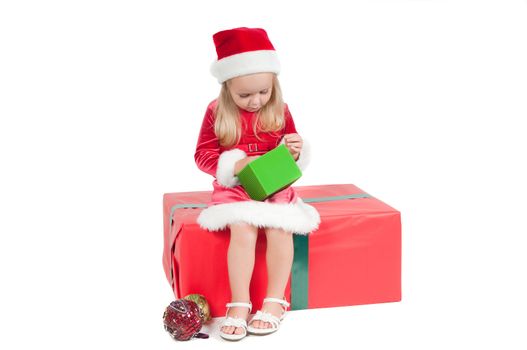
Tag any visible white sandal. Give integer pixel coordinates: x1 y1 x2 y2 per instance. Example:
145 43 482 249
219 301 252 341
247 297 290 335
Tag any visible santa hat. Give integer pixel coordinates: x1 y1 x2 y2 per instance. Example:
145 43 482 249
210 27 281 84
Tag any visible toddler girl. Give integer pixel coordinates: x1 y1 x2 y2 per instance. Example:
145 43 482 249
194 27 320 341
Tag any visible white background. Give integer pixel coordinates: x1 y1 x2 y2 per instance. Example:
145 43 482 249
1 0 526 348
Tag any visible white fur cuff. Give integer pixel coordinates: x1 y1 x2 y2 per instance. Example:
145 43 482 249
280 137 311 171
216 148 247 187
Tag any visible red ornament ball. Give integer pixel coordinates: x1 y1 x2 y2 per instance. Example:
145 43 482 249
163 299 208 341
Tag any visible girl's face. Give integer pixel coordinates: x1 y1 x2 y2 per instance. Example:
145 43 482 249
227 72 273 112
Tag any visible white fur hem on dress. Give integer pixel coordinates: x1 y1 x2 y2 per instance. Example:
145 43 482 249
196 198 320 235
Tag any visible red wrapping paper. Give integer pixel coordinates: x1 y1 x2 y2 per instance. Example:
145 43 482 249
163 184 401 317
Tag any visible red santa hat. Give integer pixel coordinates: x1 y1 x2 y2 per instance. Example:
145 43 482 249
210 27 281 84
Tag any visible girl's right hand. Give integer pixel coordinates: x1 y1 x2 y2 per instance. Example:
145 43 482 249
234 156 260 175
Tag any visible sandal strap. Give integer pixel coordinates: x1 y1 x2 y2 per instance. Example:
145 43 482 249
263 297 290 309
226 302 252 313
223 316 248 329
251 310 281 328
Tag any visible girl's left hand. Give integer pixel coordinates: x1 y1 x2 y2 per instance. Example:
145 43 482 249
283 133 303 160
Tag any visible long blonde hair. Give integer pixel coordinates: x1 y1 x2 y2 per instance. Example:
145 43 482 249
214 74 285 147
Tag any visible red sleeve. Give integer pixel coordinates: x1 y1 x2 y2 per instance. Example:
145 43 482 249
194 103 220 177
284 103 298 135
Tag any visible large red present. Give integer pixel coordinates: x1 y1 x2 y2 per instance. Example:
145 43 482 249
162 184 401 318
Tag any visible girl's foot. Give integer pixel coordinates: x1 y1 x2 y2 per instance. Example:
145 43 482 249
249 301 284 329
220 305 251 336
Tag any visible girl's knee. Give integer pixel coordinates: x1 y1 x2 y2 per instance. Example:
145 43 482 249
229 222 258 234
229 223 258 245
265 227 293 241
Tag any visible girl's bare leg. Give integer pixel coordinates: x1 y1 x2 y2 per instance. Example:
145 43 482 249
250 227 294 329
221 223 258 335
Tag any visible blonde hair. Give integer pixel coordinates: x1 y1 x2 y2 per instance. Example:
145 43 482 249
214 74 285 148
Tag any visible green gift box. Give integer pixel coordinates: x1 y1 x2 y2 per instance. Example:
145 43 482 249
237 144 302 201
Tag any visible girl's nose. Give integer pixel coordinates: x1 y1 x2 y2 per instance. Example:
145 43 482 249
249 96 260 108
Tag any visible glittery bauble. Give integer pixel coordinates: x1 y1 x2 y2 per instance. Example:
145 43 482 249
184 294 211 323
163 299 205 341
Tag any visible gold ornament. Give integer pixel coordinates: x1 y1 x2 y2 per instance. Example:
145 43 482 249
184 294 211 323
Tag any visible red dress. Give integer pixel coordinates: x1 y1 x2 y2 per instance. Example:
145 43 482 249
194 99 320 235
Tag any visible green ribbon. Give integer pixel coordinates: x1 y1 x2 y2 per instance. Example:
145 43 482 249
292 234 309 310
169 192 372 310
169 203 207 226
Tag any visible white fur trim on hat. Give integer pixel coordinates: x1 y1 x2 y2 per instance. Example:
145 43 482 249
216 148 247 188
280 137 311 171
197 198 320 235
210 50 281 84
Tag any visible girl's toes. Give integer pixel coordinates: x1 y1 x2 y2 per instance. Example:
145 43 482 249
234 327 244 335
